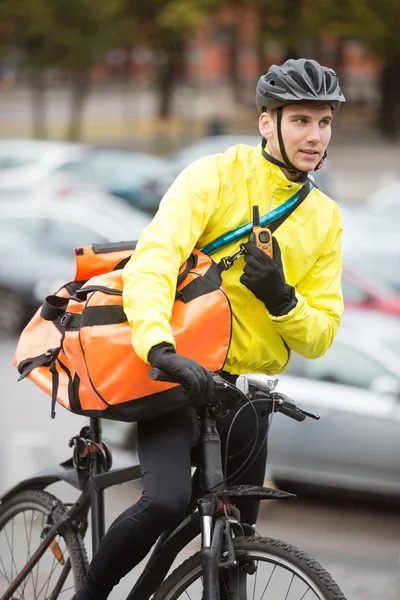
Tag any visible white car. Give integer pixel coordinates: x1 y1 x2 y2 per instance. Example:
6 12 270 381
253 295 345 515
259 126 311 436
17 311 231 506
0 200 151 334
0 139 88 200
339 202 400 294
268 317 400 498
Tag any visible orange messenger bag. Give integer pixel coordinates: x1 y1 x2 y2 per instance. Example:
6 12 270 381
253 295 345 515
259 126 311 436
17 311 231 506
13 241 232 422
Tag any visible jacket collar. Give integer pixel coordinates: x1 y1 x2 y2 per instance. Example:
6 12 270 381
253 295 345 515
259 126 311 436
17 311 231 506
257 144 304 191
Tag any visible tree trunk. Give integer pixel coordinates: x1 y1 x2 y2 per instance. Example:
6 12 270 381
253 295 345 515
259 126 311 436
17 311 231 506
155 48 179 120
29 70 47 139
66 71 90 141
227 24 242 105
379 61 400 139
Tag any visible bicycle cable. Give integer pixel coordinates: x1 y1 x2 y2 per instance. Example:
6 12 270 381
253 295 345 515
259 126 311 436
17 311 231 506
225 395 276 487
187 382 274 508
222 392 259 487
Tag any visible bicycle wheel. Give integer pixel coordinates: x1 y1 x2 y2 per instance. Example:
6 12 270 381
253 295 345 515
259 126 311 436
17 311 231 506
154 536 347 600
0 489 88 599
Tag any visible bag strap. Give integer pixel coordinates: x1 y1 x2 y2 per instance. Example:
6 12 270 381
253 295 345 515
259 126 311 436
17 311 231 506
201 181 312 256
269 180 311 233
177 253 197 286
17 348 60 381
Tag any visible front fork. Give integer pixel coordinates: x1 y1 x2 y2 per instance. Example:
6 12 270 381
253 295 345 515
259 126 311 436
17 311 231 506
199 496 246 600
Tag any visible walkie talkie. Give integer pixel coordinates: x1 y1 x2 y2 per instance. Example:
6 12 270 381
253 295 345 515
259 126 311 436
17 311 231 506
250 205 273 259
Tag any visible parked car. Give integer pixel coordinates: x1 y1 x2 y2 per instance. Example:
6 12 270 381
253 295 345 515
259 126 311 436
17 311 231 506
57 149 173 214
339 202 400 293
342 267 400 315
0 139 88 200
0 200 151 335
268 314 400 498
169 134 333 195
104 309 400 499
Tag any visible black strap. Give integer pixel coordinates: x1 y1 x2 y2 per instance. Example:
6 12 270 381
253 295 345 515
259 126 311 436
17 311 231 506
41 296 69 321
177 253 198 286
17 348 60 380
49 360 59 419
261 136 309 185
268 180 311 233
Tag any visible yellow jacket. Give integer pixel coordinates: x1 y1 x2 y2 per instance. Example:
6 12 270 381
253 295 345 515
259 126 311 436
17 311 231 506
122 143 343 375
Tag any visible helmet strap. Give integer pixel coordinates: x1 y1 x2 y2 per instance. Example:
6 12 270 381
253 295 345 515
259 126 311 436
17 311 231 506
276 107 308 183
315 150 327 171
261 109 308 184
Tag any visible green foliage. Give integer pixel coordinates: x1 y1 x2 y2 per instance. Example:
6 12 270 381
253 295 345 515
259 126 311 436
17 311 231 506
159 0 218 32
304 0 400 63
0 0 126 69
120 0 221 50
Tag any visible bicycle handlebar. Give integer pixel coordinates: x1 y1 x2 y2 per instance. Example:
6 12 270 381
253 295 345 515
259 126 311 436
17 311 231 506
149 368 319 422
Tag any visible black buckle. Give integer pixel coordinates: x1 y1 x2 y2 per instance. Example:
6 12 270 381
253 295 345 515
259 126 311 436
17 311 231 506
60 313 73 327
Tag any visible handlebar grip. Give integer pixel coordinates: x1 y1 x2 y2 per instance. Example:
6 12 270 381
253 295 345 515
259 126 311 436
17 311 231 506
149 367 182 384
149 367 227 390
278 403 306 422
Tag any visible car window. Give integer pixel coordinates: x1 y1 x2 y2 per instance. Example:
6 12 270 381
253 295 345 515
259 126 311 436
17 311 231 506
0 156 38 169
43 219 108 253
302 341 394 389
54 161 85 174
0 217 107 255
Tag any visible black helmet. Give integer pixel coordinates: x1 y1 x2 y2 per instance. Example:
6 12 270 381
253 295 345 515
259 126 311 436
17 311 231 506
256 58 345 113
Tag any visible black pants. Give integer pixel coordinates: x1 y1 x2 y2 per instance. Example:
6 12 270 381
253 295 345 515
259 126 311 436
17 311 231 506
75 389 270 600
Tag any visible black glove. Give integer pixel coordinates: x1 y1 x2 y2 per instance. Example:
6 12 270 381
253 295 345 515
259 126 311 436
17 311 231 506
148 343 215 407
239 238 297 317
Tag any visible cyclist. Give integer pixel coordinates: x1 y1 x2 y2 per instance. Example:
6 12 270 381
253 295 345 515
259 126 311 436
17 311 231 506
73 58 346 600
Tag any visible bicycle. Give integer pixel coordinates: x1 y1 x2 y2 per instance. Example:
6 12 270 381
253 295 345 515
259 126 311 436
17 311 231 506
0 371 347 600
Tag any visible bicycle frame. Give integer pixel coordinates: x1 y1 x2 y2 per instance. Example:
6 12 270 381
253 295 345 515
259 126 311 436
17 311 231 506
1 410 294 600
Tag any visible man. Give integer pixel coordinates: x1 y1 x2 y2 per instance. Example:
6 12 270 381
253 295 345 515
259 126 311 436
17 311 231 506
73 58 345 600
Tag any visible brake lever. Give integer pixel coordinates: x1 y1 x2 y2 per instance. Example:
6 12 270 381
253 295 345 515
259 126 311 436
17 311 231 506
272 392 320 421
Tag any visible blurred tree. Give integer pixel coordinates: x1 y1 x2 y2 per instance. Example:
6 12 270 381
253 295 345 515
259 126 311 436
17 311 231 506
0 0 126 139
120 0 221 118
219 0 320 106
306 0 400 137
247 0 316 68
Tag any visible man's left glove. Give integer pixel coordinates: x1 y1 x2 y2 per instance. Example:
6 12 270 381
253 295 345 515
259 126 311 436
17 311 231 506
240 238 297 317
148 342 215 408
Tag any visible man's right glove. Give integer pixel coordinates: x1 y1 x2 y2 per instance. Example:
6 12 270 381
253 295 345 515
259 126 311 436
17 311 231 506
148 342 215 407
240 238 297 317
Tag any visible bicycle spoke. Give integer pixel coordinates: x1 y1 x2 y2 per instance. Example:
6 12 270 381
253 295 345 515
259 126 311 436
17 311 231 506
259 563 276 600
251 560 259 600
20 510 37 598
41 548 60 600
37 540 68 600
3 521 19 585
284 573 295 600
299 589 310 600
32 512 47 598
0 555 10 584
16 508 38 600
48 558 73 600
0 493 86 600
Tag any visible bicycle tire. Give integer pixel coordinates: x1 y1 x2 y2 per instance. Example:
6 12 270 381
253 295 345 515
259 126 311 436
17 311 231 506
153 535 347 600
0 489 88 599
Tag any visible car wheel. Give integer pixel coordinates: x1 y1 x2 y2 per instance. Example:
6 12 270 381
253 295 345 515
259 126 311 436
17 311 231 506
0 287 25 337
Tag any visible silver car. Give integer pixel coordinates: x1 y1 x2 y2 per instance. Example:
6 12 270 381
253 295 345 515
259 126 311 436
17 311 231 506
268 317 400 498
